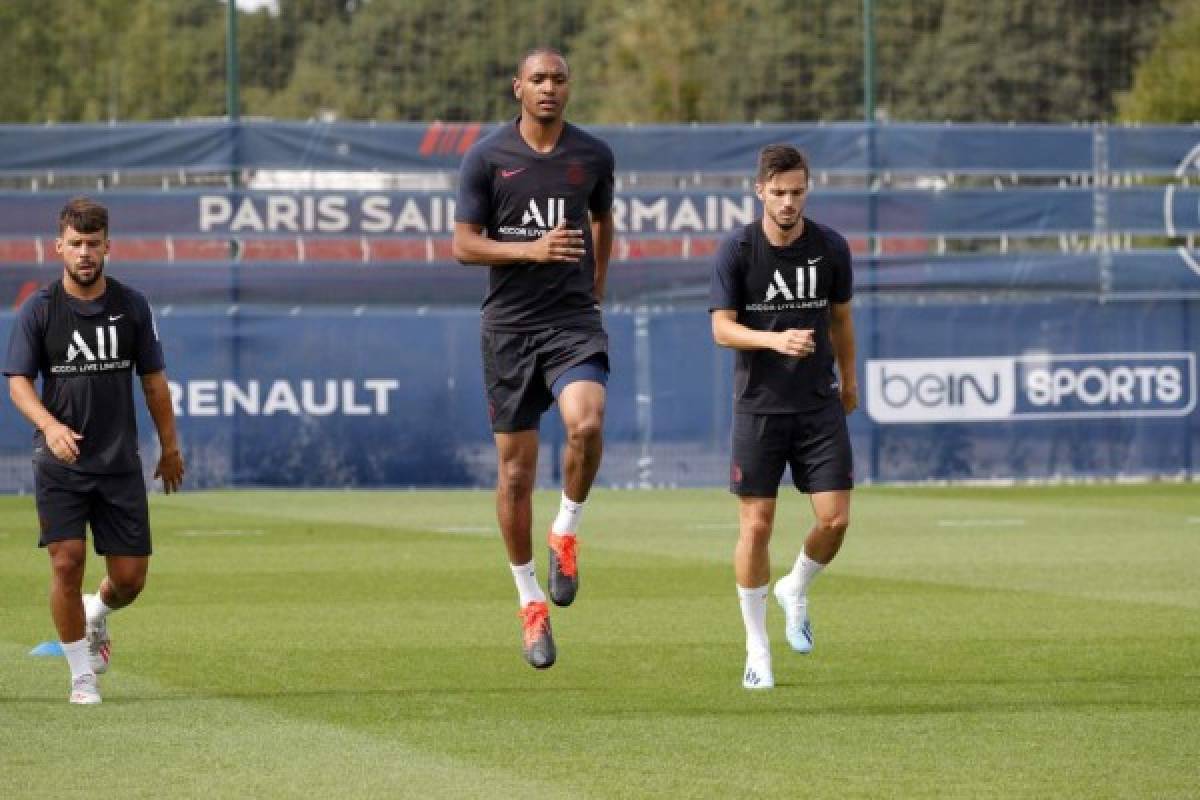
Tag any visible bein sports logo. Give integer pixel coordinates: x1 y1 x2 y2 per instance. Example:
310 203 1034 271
866 353 1196 423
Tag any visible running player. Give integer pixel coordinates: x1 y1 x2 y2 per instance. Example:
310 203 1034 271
709 145 858 689
5 197 184 704
452 47 615 669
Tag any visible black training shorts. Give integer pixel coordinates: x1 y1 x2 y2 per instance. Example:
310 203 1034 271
34 460 152 556
729 402 854 497
481 326 609 433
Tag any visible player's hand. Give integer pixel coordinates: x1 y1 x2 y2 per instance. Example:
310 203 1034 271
841 381 859 414
772 328 816 358
43 421 83 463
155 447 185 494
529 221 585 263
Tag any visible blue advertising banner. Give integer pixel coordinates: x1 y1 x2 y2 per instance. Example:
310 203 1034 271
3 187 1199 239
1 299 1196 489
1 122 1197 176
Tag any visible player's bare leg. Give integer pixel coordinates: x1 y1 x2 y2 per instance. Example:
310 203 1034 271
548 380 605 606
775 489 851 653
495 430 554 668
736 497 776 688
48 539 100 703
803 490 851 564
84 555 148 674
558 380 605 503
495 431 539 565
48 539 87 645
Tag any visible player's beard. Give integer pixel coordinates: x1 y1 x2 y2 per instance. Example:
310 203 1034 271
67 258 104 287
769 209 799 231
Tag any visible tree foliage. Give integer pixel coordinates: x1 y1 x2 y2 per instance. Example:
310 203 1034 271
0 0 1183 123
1118 0 1200 122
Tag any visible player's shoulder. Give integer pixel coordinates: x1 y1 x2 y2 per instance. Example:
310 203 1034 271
563 122 613 157
108 278 154 316
566 121 614 151
807 219 851 256
108 276 147 302
14 284 53 319
464 120 518 161
722 222 755 249
716 223 755 265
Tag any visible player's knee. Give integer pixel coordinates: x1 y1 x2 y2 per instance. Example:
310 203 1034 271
739 519 773 545
816 513 850 538
110 573 146 602
497 462 535 497
565 415 603 446
49 546 86 582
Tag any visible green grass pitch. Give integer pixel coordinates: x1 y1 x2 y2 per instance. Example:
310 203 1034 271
1 484 1197 798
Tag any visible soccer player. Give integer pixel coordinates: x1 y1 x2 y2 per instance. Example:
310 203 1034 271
5 197 184 704
709 145 858 689
452 47 615 669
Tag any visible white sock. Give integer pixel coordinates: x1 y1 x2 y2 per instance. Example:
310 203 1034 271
61 638 94 681
737 584 771 659
551 492 584 536
783 553 826 596
510 561 546 607
84 592 113 624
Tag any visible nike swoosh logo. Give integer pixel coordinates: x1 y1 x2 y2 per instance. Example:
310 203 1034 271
807 257 823 265
108 314 124 321
500 168 526 178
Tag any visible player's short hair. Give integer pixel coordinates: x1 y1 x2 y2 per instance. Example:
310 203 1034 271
757 144 810 184
58 196 109 235
517 47 569 79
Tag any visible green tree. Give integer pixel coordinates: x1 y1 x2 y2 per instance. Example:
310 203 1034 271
569 0 866 123
1118 0 1200 122
115 0 226 120
260 0 586 121
884 0 1166 122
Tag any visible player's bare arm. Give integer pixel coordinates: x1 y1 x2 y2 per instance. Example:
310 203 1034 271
829 301 858 413
590 210 614 301
140 370 184 493
7 375 82 462
711 310 816 357
453 221 584 266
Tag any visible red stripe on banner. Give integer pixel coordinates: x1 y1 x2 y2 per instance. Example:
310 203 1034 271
172 239 233 261
881 237 930 255
429 238 454 260
241 240 301 262
687 237 721 258
13 280 39 309
419 122 443 156
0 239 39 262
439 125 460 154
109 238 170 261
457 123 481 154
621 238 684 260
368 239 427 262
303 239 366 262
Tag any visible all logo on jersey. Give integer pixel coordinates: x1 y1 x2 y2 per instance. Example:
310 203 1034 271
51 326 133 375
764 266 819 302
66 326 119 362
500 197 569 237
746 264 826 311
521 197 566 228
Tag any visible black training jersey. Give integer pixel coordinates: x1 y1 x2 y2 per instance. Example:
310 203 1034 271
710 219 853 413
455 118 615 332
4 278 165 473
